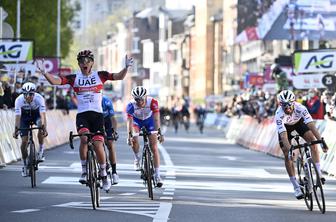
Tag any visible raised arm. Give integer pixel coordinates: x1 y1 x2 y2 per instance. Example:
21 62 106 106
112 55 133 80
35 59 62 85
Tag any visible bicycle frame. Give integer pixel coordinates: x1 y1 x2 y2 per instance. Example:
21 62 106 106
18 124 42 188
69 131 103 210
290 136 326 213
133 127 157 200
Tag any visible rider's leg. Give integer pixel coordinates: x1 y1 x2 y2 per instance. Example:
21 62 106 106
149 134 160 174
303 131 322 175
20 136 29 165
107 139 117 174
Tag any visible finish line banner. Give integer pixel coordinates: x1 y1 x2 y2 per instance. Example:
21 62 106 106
294 50 336 74
0 41 33 62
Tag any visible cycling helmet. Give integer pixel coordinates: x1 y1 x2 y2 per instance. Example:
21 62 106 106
22 82 36 93
77 49 94 61
278 90 295 104
131 86 147 99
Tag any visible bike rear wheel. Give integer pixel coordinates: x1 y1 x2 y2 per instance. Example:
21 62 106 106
29 141 37 188
309 160 326 214
144 148 154 200
88 150 97 210
297 158 313 210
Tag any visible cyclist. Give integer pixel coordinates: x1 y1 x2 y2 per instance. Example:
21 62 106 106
275 90 328 199
36 49 133 191
13 82 48 177
194 104 207 133
102 95 119 184
126 86 164 187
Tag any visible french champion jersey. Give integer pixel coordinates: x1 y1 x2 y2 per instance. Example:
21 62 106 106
14 93 46 116
275 102 314 134
126 97 159 121
102 95 115 118
60 71 114 113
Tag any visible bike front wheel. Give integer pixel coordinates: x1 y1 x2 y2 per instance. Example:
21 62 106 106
29 141 37 188
88 150 98 210
297 158 313 211
144 148 154 200
309 160 326 214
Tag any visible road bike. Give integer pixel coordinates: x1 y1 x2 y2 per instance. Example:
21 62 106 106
69 131 104 210
18 123 43 188
131 127 160 200
289 136 326 213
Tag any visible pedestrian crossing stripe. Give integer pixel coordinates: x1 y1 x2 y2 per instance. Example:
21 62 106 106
54 201 167 219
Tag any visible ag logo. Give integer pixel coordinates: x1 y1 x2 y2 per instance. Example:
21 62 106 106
322 74 336 88
305 54 333 69
0 44 22 58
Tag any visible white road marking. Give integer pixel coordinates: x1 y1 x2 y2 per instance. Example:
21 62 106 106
153 202 173 222
11 209 40 213
54 201 161 218
219 156 237 161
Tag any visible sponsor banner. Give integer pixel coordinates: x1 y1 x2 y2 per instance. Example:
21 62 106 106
294 50 336 73
292 73 325 89
0 41 33 62
35 58 60 74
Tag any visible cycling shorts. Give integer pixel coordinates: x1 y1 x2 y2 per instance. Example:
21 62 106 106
19 110 41 137
76 111 104 136
133 117 155 132
104 116 114 140
278 118 310 148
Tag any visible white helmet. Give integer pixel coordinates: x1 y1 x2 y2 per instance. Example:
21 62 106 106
278 90 295 104
131 86 147 99
22 82 36 93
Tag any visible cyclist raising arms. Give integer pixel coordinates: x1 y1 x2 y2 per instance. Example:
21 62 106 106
13 82 48 177
36 50 133 191
126 86 164 187
102 95 119 184
275 90 328 199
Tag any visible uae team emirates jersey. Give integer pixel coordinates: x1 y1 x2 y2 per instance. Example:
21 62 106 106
60 71 114 113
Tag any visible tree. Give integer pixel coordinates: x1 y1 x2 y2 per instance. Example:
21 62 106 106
1 0 79 58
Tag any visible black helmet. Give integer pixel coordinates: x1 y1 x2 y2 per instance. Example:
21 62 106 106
77 49 94 61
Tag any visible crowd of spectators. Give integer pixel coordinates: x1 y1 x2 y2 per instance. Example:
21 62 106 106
223 87 336 123
0 71 77 113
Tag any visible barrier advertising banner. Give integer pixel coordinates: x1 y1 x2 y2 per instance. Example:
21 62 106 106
0 41 33 62
294 50 336 74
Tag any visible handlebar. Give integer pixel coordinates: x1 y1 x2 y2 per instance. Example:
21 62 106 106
17 126 43 131
288 138 326 160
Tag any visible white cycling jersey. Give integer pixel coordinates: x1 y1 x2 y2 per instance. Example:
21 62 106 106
14 93 46 116
275 102 313 134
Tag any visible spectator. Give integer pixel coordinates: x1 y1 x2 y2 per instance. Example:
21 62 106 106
271 64 289 92
305 89 324 120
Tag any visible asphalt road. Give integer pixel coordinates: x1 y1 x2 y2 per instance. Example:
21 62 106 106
1 124 336 222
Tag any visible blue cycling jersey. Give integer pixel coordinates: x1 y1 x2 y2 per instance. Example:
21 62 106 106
102 95 115 118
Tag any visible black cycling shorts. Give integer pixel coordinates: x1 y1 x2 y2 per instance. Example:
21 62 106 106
20 110 41 137
278 118 310 148
76 111 104 135
104 116 114 140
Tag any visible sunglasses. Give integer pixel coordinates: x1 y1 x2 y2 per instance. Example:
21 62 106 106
135 98 145 102
24 92 35 97
281 102 293 109
78 57 93 64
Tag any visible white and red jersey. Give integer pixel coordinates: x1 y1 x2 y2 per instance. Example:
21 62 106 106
14 93 46 116
60 71 115 113
126 97 159 121
275 102 314 134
